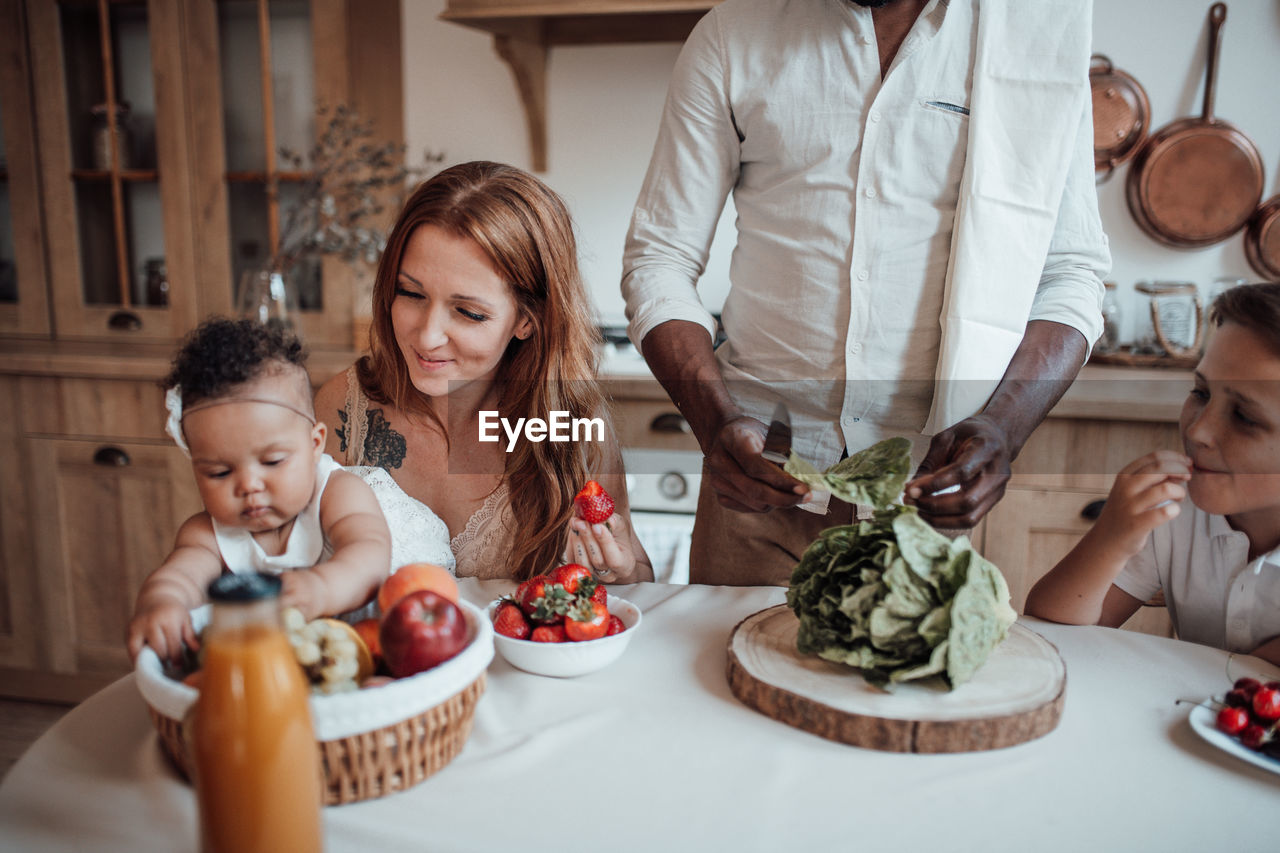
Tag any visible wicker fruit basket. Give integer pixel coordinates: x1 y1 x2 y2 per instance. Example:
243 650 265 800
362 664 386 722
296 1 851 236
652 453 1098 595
134 599 493 805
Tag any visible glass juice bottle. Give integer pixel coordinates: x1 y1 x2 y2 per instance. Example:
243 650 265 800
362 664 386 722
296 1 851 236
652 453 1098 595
189 573 323 853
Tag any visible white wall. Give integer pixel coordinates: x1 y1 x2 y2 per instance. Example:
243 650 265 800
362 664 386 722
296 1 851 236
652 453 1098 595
403 0 1280 339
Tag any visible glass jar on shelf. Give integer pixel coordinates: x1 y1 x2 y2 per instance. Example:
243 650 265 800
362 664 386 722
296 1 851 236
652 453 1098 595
1097 281 1122 353
1134 281 1202 358
90 101 132 171
1207 276 1248 307
141 257 168 307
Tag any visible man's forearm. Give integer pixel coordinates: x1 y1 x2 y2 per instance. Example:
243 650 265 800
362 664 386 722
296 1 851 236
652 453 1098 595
639 320 741 453
980 319 1088 458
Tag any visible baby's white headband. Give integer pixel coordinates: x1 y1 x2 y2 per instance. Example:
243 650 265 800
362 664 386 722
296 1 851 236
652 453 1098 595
164 385 316 458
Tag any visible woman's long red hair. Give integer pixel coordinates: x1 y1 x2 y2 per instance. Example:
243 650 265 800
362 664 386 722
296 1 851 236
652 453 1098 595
358 161 605 579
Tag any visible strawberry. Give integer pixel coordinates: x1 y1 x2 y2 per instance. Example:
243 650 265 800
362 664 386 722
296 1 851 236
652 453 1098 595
516 574 553 617
605 614 626 636
529 585 573 624
577 575 607 606
493 600 531 640
574 480 615 525
530 624 567 643
550 563 592 595
564 599 609 642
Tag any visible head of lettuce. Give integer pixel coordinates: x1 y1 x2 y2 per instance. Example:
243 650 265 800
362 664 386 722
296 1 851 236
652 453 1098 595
783 437 1016 690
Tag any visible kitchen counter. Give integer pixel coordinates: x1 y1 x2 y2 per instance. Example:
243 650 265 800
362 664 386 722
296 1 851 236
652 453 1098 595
0 340 1193 421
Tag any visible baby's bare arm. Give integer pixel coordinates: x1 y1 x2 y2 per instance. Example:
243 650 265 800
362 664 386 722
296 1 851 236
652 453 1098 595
282 470 391 619
127 514 223 663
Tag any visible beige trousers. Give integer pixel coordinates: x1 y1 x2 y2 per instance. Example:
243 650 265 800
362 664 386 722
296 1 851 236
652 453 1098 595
688 464 857 587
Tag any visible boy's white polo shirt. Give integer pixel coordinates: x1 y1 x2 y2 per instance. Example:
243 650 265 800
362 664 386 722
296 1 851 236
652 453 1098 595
1115 499 1280 654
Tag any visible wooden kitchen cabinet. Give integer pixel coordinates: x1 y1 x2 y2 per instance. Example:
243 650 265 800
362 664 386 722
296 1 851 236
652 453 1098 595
0 378 38 674
0 0 403 702
0 374 201 702
24 438 199 696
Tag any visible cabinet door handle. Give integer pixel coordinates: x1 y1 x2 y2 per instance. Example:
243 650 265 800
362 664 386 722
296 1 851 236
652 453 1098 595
107 310 143 331
649 412 691 434
93 446 132 467
1080 499 1106 521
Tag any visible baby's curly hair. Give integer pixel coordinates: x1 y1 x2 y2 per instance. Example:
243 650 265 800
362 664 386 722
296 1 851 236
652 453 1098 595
164 316 310 410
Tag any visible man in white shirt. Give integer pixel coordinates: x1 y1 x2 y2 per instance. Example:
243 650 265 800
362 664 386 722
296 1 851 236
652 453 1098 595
622 0 1110 585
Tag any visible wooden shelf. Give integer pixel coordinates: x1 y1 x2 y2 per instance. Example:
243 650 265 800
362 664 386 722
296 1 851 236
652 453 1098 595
70 169 160 182
224 170 314 183
440 0 719 170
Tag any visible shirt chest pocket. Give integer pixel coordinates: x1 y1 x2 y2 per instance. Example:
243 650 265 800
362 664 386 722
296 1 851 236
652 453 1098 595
901 96 970 204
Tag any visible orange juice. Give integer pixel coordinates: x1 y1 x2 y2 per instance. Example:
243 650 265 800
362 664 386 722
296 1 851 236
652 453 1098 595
190 575 323 853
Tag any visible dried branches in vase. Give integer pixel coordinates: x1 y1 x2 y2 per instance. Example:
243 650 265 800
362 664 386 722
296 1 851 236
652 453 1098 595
269 103 443 275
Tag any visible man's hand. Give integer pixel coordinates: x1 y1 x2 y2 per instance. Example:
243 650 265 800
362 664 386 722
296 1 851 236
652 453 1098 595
704 415 810 513
905 320 1090 529
904 414 1012 529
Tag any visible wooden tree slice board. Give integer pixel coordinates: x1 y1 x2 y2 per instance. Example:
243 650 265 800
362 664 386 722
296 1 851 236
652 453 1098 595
726 605 1065 753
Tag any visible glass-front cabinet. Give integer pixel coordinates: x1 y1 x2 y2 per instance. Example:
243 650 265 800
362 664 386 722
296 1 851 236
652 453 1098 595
0 1 52 337
28 0 196 341
9 0 402 348
0 0 402 704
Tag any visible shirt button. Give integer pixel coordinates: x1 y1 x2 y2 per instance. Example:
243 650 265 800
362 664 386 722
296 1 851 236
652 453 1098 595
869 110 881 123
865 187 877 199
856 270 869 281
842 416 860 426
848 341 862 355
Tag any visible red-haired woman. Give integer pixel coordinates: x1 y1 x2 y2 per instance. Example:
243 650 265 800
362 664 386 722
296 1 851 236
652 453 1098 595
316 161 652 582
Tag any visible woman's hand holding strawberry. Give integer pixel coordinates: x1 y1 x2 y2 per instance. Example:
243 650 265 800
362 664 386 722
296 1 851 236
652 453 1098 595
563 480 642 582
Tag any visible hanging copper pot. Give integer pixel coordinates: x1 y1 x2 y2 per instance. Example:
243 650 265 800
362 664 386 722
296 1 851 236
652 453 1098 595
1125 3 1264 248
1090 54 1150 182
1244 195 1280 280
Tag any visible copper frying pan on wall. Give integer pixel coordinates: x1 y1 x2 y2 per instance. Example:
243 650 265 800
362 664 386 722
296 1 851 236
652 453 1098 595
1091 55 1150 181
1125 3 1264 248
1245 196 1280 280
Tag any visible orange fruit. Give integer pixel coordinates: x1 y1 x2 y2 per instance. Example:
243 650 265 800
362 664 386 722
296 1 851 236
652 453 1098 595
377 563 459 613
181 670 203 689
352 617 383 661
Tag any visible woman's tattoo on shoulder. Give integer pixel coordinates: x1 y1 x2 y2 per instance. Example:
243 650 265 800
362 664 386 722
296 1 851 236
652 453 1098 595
334 410 350 453
364 408 407 470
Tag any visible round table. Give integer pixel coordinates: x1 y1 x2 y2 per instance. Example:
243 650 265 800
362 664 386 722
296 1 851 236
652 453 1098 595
2 579 1278 852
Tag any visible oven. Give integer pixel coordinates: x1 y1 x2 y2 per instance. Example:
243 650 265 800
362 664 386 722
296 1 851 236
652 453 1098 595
621 447 702 584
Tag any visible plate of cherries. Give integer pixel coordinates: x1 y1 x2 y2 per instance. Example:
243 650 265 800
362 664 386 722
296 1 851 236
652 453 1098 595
1188 677 1280 776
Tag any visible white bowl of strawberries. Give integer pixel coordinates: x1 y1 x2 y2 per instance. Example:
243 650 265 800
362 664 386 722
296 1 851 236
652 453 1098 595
488 564 641 678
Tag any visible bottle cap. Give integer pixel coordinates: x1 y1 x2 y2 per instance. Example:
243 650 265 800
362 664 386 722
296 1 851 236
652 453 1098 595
207 572 282 602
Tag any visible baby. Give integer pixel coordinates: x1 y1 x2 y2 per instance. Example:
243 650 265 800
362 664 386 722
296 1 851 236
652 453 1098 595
126 317 391 664
1026 283 1280 666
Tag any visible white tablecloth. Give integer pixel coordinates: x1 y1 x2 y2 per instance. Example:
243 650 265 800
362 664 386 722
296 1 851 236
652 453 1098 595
2 579 1278 852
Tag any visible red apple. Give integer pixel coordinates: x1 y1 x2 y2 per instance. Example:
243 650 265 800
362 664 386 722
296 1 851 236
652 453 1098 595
379 590 468 677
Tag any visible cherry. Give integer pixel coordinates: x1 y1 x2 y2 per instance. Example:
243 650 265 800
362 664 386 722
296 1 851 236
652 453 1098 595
1251 686 1280 722
1233 677 1262 697
1216 706 1250 736
1224 688 1252 708
1239 723 1269 751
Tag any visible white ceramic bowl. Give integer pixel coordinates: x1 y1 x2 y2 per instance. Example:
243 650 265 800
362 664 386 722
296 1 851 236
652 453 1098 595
135 599 494 741
487 593 641 678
